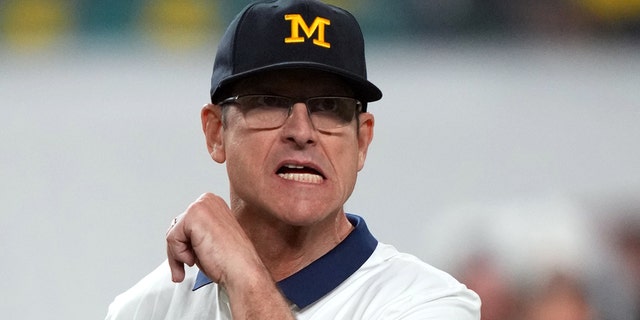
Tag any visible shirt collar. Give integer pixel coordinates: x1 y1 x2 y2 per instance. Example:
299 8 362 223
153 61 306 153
192 213 378 309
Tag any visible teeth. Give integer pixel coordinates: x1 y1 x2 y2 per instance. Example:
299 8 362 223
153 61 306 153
284 164 305 169
278 172 323 184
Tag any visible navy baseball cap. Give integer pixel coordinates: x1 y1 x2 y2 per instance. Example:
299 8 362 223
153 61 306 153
210 0 382 109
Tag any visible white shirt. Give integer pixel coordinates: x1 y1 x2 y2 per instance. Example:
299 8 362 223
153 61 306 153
106 215 480 319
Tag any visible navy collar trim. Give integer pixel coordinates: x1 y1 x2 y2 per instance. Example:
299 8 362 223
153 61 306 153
192 214 378 309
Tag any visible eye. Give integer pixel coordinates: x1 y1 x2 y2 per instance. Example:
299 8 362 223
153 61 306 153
310 97 341 112
255 95 290 108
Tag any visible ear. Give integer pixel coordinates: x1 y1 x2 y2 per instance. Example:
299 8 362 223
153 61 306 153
356 112 374 171
201 103 226 163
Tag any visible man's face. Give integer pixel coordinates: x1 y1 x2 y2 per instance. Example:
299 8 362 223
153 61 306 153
204 69 374 227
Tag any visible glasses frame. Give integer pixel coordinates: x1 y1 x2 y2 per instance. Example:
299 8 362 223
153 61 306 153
219 94 363 130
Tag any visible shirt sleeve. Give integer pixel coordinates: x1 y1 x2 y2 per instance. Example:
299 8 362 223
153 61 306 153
104 261 177 320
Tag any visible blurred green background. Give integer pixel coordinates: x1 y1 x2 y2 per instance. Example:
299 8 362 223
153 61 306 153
2 0 640 51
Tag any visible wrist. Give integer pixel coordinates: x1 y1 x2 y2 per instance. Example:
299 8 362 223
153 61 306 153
221 260 274 294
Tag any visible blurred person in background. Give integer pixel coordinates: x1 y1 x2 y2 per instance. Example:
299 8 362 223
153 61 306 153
613 220 640 320
457 255 519 320
588 203 640 320
522 272 594 320
442 198 640 320
104 0 480 319
429 198 601 320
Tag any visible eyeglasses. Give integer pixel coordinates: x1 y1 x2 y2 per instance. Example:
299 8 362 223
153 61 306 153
219 94 363 130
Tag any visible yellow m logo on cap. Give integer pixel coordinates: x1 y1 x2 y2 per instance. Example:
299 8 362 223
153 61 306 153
284 14 330 48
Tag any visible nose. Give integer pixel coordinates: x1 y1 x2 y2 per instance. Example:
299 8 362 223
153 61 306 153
281 103 317 147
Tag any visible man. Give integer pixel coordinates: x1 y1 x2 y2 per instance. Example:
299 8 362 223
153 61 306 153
106 0 480 319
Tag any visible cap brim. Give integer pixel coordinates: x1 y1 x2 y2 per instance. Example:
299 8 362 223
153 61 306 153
211 62 382 105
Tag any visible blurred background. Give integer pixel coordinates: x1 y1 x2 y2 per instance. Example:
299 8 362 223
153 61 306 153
1 0 640 319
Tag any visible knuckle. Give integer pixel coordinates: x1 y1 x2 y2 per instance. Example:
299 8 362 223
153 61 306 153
200 192 224 204
199 192 216 201
189 193 225 215
165 233 179 245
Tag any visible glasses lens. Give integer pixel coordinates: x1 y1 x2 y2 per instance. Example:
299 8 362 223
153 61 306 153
307 97 359 129
236 95 291 129
227 95 360 130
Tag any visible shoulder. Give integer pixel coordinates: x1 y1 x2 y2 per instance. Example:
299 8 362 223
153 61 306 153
302 243 481 319
105 261 218 319
366 242 466 289
366 243 481 318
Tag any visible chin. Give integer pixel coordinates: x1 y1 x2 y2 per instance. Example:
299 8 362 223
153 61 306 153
272 203 340 227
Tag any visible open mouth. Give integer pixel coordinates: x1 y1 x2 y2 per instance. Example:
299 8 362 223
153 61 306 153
277 164 325 184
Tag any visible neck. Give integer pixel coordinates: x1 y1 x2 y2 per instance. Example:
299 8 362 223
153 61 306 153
236 208 354 281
